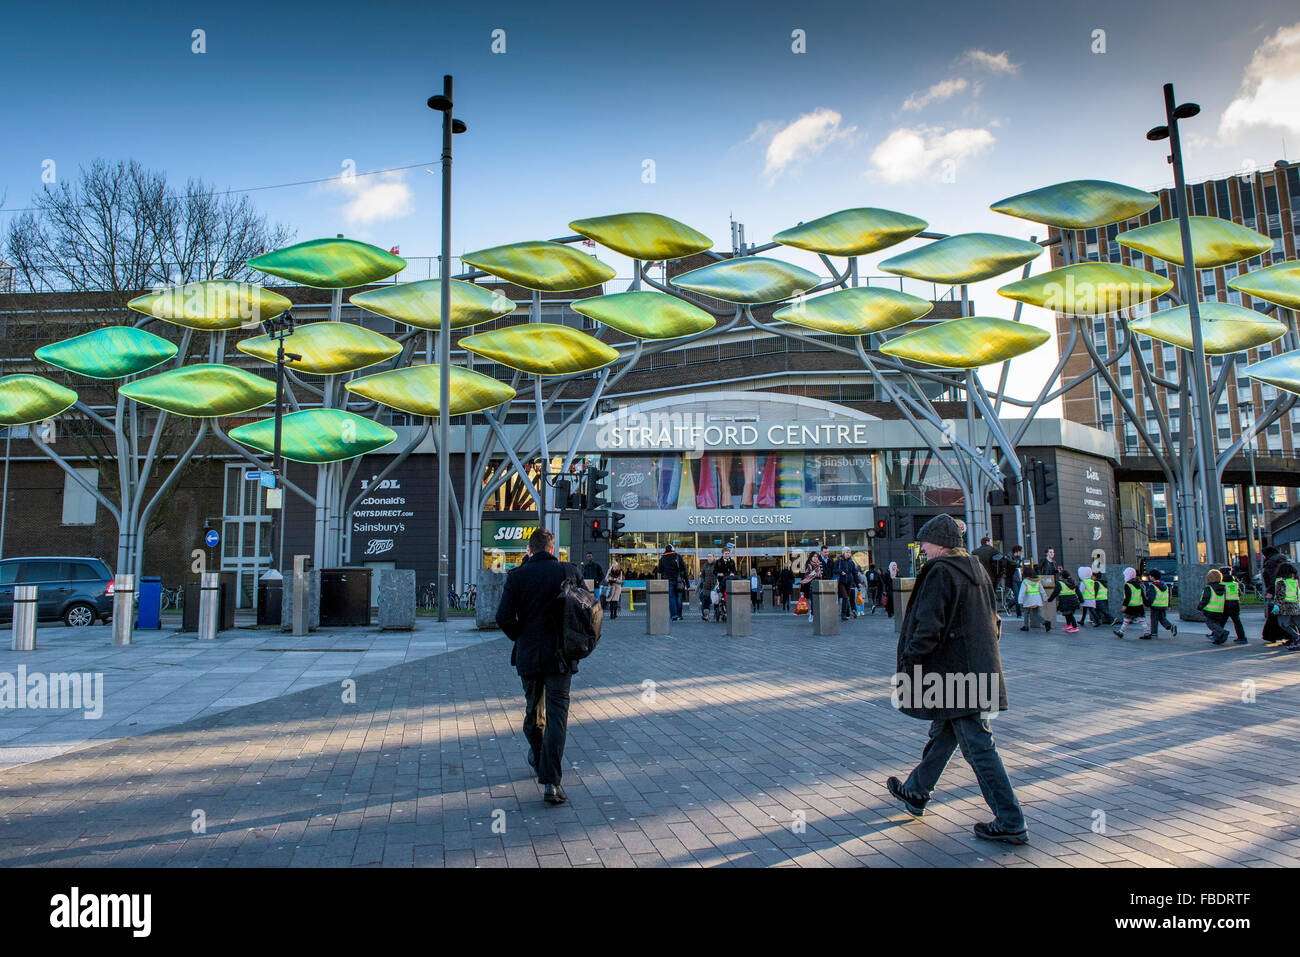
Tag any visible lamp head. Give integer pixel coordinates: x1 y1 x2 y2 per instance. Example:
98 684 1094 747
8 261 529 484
1146 125 1170 141
1173 102 1200 120
451 118 467 134
427 94 452 112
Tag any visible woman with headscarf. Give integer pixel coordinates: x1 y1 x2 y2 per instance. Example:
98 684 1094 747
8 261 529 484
1113 566 1149 639
883 561 898 618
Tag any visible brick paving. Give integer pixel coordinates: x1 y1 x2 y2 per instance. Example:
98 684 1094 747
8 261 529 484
2 606 1300 867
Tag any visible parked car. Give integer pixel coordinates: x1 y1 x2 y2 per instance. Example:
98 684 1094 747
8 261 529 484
1137 556 1180 597
0 557 115 626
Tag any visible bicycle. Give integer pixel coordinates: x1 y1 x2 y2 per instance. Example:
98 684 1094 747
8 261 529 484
160 585 184 611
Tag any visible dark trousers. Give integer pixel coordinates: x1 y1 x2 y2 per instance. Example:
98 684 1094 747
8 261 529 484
667 580 682 619
1206 612 1229 642
521 672 572 786
1087 603 1114 626
839 581 853 619
904 715 1025 833
1224 608 1245 640
1148 607 1175 634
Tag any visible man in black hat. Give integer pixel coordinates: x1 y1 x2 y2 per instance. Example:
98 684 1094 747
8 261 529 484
886 514 1028 845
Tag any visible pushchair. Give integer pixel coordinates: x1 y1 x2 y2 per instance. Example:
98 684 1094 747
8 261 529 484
712 577 729 622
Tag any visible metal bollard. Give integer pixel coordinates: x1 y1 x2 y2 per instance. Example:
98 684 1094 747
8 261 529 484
813 579 840 636
726 578 751 637
11 585 38 651
893 578 916 634
645 580 670 636
291 555 311 636
112 573 135 647
197 572 220 640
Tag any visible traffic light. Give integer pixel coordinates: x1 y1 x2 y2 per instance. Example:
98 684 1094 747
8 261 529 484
608 511 626 543
585 467 609 510
1031 460 1057 504
554 478 573 510
874 506 892 538
590 517 604 540
988 474 1021 507
897 512 914 541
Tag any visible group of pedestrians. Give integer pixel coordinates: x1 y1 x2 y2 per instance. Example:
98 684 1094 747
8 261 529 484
498 516 1030 846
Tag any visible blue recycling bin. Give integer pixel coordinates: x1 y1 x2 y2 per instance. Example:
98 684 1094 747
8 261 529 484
137 576 162 629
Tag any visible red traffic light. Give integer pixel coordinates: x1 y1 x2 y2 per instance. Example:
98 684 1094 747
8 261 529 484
590 518 604 539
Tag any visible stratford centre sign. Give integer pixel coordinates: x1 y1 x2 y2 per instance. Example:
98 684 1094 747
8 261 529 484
594 411 876 452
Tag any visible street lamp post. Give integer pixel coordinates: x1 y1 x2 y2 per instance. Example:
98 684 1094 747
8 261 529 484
1146 81 1227 567
1240 401 1262 574
266 310 301 577
428 75 467 623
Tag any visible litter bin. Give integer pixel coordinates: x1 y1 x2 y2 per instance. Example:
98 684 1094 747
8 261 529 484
257 570 283 626
137 576 162 629
182 573 236 632
320 567 372 626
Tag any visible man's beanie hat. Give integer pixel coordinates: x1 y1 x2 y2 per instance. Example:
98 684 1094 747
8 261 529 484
917 514 964 549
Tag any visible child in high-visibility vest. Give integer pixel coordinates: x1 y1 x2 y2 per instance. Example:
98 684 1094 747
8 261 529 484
1198 568 1230 645
1017 567 1049 632
1050 572 1081 633
1217 566 1247 644
1080 567 1114 627
1142 569 1178 638
1273 562 1300 649
1113 566 1149 639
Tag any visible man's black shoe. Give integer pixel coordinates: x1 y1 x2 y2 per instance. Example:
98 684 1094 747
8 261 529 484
886 776 926 818
973 821 1028 844
544 784 567 805
1233 637 1248 644
1211 636 1227 645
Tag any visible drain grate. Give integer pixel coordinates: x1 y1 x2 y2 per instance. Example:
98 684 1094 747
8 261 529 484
258 648 368 653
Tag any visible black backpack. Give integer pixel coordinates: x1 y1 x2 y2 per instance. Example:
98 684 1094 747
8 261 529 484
555 563 603 661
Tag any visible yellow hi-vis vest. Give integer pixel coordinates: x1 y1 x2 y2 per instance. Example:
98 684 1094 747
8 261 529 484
1203 585 1225 614
1125 583 1144 607
1281 578 1300 603
1152 583 1170 608
1025 581 1041 599
1081 579 1096 600
1096 582 1109 601
1223 581 1239 602
1058 580 1077 598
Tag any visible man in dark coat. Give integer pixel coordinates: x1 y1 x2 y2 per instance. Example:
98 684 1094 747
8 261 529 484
1263 546 1288 642
496 527 575 806
972 536 1003 591
655 544 687 621
886 514 1028 845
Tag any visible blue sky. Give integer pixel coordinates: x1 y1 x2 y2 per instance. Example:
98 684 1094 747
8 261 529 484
3 0 1299 399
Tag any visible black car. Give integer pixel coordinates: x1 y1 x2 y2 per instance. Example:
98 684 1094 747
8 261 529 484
0 557 115 627
1138 556 1180 597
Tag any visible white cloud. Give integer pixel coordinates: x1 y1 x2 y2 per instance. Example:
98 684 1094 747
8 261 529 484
326 170 415 225
902 77 969 112
869 126 995 183
1219 22 1300 139
960 49 1019 75
751 107 857 182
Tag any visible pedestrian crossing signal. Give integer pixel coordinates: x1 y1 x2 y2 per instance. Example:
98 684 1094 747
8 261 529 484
590 518 604 540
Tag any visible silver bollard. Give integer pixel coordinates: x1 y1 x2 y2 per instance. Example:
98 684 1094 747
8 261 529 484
726 578 751 637
112 573 134 647
197 572 220 640
813 579 840 636
11 585 38 651
291 555 311 636
646 580 670 636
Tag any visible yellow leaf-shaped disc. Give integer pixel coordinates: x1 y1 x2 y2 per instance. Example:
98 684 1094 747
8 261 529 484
1129 302 1287 355
1227 260 1300 310
774 208 928 257
119 365 277 417
460 323 619 375
570 291 715 340
0 374 78 426
990 180 1158 229
1117 216 1271 269
998 262 1173 316
237 322 401 375
351 279 515 330
772 287 933 335
345 364 516 417
247 238 406 289
1245 350 1300 397
127 281 292 330
461 241 615 292
670 257 820 304
879 233 1042 284
568 212 712 261
880 317 1050 369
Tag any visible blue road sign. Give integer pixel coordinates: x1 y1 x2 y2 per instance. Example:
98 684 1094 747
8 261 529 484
205 530 219 548
260 472 277 489
245 471 264 481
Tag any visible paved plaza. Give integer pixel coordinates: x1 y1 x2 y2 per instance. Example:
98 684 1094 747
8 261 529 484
2 604 1299 867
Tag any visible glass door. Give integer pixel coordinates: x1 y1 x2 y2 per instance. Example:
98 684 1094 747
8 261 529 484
221 464 271 608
